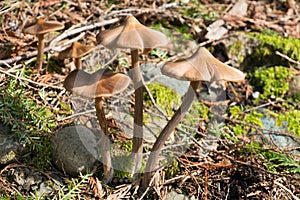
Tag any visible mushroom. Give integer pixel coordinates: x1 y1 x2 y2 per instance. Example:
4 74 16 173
64 69 131 182
142 47 245 188
58 42 95 69
96 15 168 174
24 18 64 71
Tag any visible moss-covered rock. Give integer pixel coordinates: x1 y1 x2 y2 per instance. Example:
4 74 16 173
220 32 300 70
250 66 295 100
248 33 300 66
144 83 181 116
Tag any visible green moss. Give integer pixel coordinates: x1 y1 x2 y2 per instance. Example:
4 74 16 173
229 41 245 63
250 66 294 100
112 153 134 179
180 4 219 21
228 106 264 135
277 110 300 136
183 101 209 131
164 160 180 179
144 83 181 116
229 41 243 55
229 105 300 137
247 33 300 66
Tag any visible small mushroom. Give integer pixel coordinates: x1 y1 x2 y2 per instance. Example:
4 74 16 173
96 15 168 175
24 18 64 71
142 47 245 188
58 42 95 69
64 69 131 182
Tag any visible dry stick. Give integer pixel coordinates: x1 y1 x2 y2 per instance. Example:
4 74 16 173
49 18 119 49
275 51 300 70
274 180 300 200
95 98 113 183
131 49 144 175
144 84 169 120
0 67 64 90
142 81 200 189
0 18 119 66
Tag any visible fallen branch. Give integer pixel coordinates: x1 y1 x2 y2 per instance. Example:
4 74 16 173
274 180 300 200
0 18 120 66
275 51 300 71
49 18 119 49
0 67 64 90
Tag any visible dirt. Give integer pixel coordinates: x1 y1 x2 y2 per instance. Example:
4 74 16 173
0 0 300 199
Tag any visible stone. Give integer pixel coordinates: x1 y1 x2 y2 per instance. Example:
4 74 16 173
0 123 24 164
165 191 196 200
52 126 100 176
260 115 300 155
289 74 300 96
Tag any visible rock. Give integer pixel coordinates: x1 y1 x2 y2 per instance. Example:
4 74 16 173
52 126 100 176
114 62 190 143
218 33 258 68
165 191 196 200
289 74 300 96
37 182 53 197
260 116 300 154
0 123 24 164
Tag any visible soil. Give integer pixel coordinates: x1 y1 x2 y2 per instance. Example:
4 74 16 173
0 0 300 199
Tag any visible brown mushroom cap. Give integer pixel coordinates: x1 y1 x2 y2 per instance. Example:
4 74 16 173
96 15 168 51
64 69 131 98
161 47 245 82
24 18 64 35
58 42 96 59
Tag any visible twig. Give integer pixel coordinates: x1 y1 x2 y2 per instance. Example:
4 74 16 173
0 2 20 15
243 99 276 112
220 115 300 142
0 18 120 66
275 51 300 70
274 180 300 200
144 84 169 120
138 169 162 200
0 67 64 90
49 18 120 49
57 109 95 121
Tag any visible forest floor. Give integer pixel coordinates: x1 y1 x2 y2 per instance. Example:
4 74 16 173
0 0 300 199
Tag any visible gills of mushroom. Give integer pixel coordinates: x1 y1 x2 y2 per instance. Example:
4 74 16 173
96 15 168 175
23 18 64 72
58 42 95 69
64 69 131 183
142 47 245 188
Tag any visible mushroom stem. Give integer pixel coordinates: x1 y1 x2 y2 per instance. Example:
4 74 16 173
95 97 113 183
142 81 200 188
131 49 144 175
37 34 45 71
74 57 82 69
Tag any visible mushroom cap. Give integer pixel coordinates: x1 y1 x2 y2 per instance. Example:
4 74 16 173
161 47 245 82
96 15 168 51
24 18 64 35
58 42 96 59
64 69 131 98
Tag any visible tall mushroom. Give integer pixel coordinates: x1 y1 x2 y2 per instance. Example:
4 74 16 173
142 47 245 188
96 15 168 175
58 42 96 69
24 18 64 72
64 69 131 182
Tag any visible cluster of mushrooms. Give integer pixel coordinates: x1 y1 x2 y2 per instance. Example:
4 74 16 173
23 16 245 188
